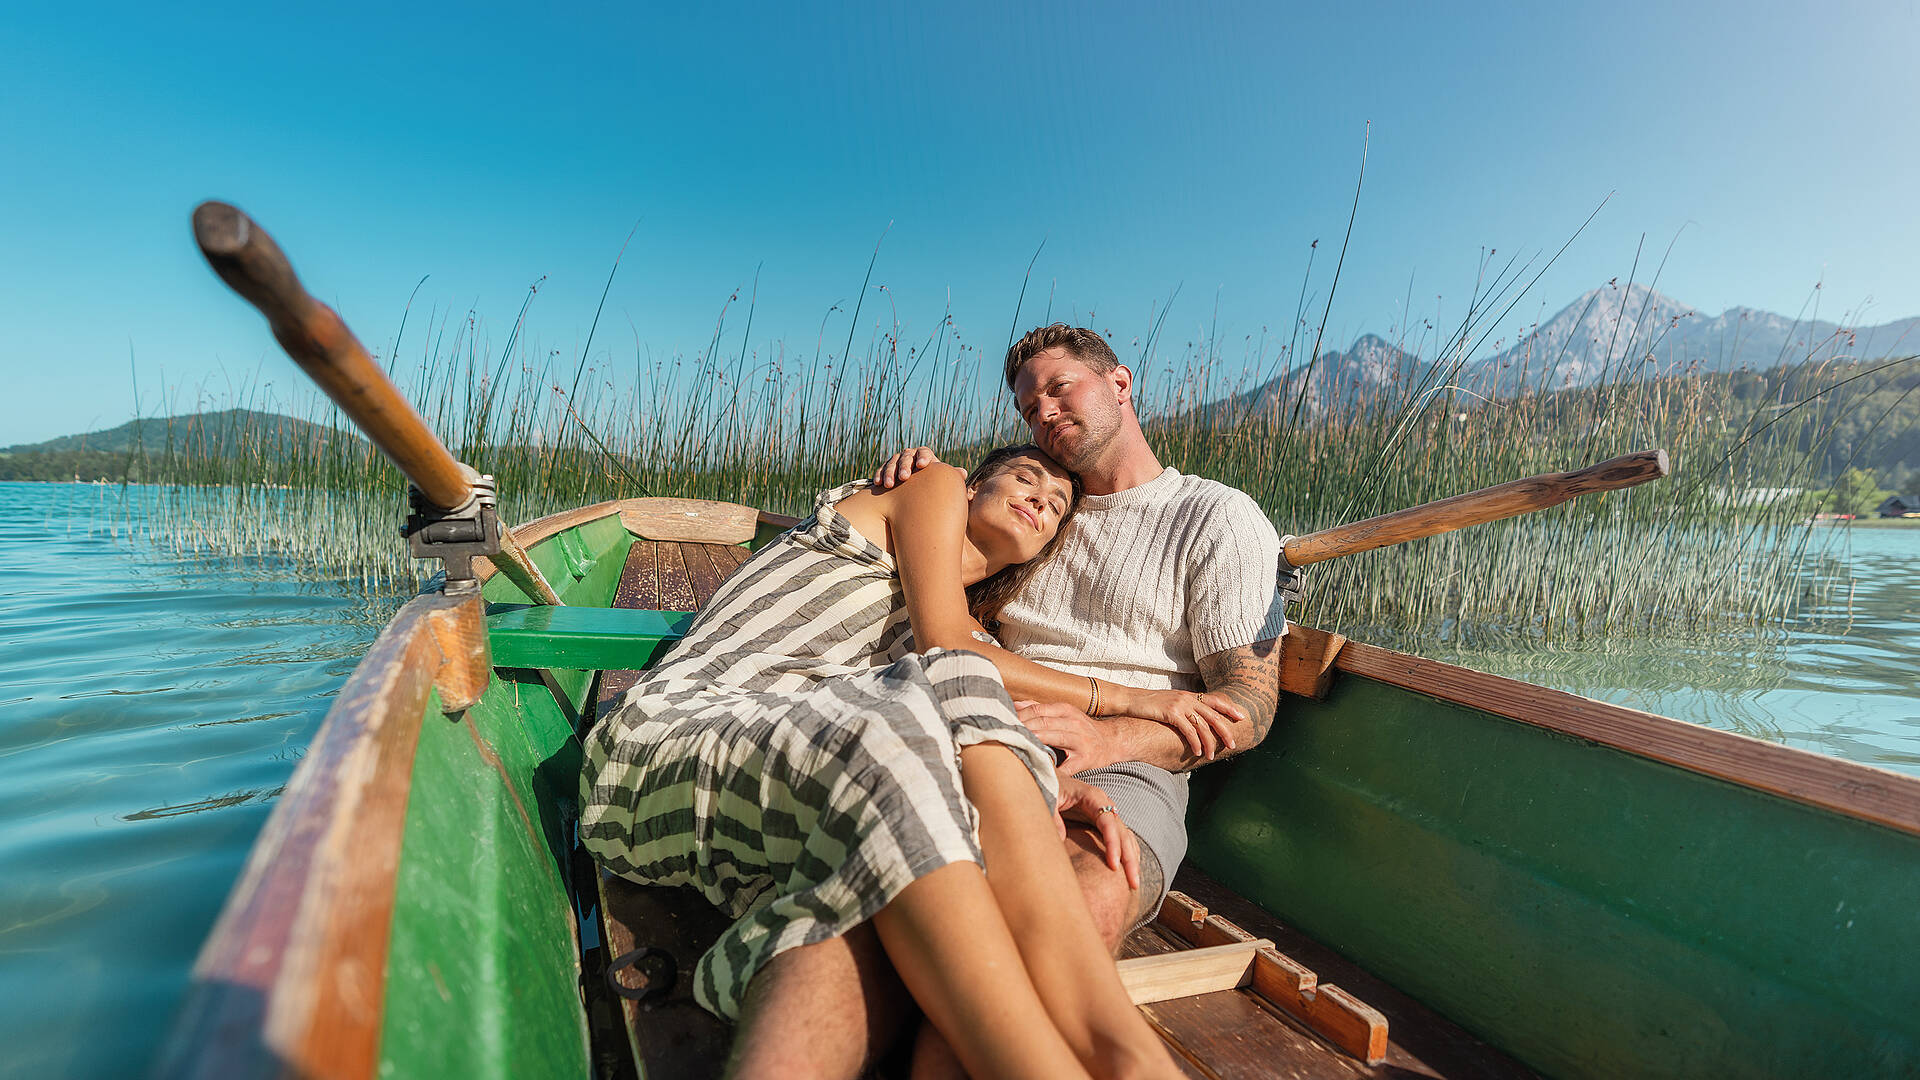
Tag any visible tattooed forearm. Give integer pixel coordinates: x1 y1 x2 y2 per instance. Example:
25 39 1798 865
1197 638 1282 748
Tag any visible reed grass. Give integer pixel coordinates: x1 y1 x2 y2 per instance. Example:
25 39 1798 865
130 264 1880 650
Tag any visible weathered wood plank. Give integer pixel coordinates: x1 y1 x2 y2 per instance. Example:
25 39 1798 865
1277 623 1346 701
598 875 733 1080
1141 984 1375 1080
682 545 727 610
1118 940 1271 1004
620 498 759 544
1335 638 1920 838
475 498 789 583
655 541 699 612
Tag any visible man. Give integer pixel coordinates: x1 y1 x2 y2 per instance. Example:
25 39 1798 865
724 323 1287 1078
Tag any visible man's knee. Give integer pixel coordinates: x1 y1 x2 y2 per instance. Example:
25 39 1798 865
1063 826 1139 949
728 924 908 1080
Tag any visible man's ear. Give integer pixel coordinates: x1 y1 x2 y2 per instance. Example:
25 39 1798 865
1110 364 1134 408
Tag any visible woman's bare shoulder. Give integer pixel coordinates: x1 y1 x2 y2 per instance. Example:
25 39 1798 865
882 462 967 500
840 465 965 547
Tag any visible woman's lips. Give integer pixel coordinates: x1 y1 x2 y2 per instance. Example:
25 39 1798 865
1010 502 1041 530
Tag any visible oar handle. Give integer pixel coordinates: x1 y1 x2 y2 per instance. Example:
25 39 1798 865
191 201 473 512
1281 449 1670 568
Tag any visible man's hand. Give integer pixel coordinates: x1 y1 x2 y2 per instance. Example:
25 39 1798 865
871 446 941 490
1016 700 1122 777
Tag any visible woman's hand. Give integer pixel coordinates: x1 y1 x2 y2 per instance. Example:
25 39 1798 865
1121 688 1247 760
1055 776 1141 891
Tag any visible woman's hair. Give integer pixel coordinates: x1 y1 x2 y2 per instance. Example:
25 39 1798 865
963 444 1082 628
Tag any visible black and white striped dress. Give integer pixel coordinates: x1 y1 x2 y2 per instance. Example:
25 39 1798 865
580 481 1059 1019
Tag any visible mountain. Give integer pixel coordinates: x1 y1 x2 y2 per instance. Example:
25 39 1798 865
1218 287 1920 415
1 409 351 457
1211 333 1430 420
1460 284 1920 393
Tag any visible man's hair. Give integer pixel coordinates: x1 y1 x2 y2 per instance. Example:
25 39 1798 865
1003 323 1120 390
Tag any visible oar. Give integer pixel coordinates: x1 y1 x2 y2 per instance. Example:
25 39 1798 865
191 200 564 605
1281 449 1669 569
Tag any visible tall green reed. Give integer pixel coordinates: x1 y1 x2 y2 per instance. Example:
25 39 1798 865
134 269 1874 649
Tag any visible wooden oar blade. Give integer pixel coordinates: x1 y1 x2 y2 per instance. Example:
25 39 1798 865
190 200 564 605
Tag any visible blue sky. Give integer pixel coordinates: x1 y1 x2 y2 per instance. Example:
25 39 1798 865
3 1 1916 445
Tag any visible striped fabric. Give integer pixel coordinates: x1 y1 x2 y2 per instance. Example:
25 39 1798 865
580 480 1059 1019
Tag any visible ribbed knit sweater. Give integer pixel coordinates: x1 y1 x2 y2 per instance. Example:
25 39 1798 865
997 467 1288 693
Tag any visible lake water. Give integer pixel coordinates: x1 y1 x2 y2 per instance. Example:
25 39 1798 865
1 480 1915 1076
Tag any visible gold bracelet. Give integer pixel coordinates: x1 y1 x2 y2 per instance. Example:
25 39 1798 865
1087 676 1100 717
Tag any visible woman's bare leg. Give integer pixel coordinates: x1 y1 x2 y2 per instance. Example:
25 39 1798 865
958 744 1179 1079
867 861 1091 1079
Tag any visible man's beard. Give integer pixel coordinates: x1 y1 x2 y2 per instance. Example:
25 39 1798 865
1042 412 1114 472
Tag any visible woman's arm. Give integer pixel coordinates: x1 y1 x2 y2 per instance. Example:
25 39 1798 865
879 470 1246 756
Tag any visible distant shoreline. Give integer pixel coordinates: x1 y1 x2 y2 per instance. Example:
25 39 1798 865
1811 516 1920 529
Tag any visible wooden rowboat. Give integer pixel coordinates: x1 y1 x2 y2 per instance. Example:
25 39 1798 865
165 202 1919 1078
154 493 1920 1079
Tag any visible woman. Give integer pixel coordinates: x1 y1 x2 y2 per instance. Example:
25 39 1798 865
581 446 1242 1079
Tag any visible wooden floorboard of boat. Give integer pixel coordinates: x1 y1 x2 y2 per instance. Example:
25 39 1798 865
597 539 747 717
594 538 759 1079
1119 925 1364 1079
1171 866 1538 1079
598 875 736 1080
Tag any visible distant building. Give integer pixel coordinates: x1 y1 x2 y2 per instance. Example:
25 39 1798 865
1877 494 1920 518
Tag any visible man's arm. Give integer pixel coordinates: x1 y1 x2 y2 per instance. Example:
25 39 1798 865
1193 638 1283 750
1020 636 1283 775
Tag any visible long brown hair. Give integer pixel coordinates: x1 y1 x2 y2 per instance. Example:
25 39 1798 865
963 444 1082 629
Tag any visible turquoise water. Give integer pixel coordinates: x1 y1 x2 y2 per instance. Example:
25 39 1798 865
0 483 386 1079
0 480 1914 1076
1408 524 1920 772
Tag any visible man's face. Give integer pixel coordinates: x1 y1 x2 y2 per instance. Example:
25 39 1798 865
1012 347 1125 471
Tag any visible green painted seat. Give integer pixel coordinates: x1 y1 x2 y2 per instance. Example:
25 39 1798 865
486 604 692 670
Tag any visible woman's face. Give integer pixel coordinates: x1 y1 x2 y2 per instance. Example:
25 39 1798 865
966 453 1076 566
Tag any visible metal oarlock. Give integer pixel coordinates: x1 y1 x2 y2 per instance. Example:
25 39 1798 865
1276 535 1308 605
404 473 502 594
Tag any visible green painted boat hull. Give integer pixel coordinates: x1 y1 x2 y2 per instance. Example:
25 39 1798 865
373 514 636 1079
1189 675 1920 1078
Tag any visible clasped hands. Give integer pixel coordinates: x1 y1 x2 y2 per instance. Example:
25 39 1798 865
1017 688 1245 776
